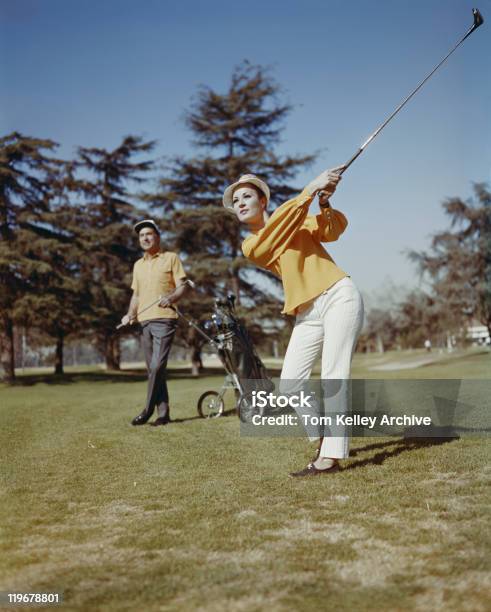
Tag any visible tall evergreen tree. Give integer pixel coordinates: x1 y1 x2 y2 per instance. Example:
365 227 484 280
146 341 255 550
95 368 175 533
0 132 58 382
14 161 87 375
150 62 316 361
409 183 491 339
76 136 155 370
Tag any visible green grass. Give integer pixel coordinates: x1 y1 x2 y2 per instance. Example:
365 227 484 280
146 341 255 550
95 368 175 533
260 346 491 379
350 347 491 379
1 350 490 611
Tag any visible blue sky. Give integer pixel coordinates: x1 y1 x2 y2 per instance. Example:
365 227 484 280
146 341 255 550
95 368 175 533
1 0 490 296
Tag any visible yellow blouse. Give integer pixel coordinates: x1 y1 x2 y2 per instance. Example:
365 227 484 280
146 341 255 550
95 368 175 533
242 187 348 315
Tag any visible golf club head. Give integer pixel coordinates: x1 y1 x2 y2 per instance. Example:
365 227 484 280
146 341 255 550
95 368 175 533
472 8 484 30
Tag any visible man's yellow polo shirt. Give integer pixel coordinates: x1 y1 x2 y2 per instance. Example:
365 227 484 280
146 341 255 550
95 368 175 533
131 251 187 322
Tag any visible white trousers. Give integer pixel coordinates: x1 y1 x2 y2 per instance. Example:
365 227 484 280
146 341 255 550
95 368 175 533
281 276 364 458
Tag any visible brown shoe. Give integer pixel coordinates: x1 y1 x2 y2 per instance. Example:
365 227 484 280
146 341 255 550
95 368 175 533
289 461 340 478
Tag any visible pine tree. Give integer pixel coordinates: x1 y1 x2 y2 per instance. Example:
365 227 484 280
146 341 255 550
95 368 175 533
409 183 491 340
13 161 87 375
76 136 155 370
396 290 443 348
149 62 316 363
0 132 58 382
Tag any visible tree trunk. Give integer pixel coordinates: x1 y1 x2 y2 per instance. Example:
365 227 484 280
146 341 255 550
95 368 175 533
112 336 121 369
190 346 203 377
54 330 64 375
187 328 203 376
0 316 15 382
230 273 240 305
376 334 384 353
486 319 491 345
446 333 454 352
105 335 121 370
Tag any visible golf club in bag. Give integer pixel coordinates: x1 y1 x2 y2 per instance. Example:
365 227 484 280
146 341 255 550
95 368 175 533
339 8 484 175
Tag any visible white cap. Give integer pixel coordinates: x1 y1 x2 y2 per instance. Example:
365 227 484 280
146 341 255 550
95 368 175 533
134 219 160 234
222 174 270 209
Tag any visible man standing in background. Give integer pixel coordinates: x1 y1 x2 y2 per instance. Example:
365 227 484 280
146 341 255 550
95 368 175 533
121 219 188 427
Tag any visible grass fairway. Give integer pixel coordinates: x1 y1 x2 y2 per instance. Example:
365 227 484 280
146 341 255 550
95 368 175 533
1 350 490 611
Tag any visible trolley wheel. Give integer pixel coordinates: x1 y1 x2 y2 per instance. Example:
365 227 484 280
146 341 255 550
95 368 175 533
197 391 225 418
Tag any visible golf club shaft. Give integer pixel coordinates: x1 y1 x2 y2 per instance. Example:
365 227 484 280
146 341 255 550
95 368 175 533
172 306 217 345
116 296 163 329
339 8 484 175
116 280 195 330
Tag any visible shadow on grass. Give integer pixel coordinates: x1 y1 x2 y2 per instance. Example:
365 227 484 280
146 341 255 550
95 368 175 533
9 371 148 386
345 434 458 471
171 408 237 424
6 366 283 387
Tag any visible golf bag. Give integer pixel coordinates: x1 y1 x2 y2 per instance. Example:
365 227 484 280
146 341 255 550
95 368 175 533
195 295 274 419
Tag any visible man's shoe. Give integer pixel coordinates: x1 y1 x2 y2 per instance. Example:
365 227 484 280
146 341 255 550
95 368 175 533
289 461 340 478
131 413 150 426
149 416 170 427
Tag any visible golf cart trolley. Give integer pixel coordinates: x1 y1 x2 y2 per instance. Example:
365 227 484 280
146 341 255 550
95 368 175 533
176 294 274 421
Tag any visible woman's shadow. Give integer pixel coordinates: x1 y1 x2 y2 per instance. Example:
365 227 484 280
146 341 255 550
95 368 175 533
344 431 458 470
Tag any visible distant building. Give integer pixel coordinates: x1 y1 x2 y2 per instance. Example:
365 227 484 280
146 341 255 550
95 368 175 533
467 321 490 346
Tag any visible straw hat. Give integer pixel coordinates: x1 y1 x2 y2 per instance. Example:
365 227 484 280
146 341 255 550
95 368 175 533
222 174 270 209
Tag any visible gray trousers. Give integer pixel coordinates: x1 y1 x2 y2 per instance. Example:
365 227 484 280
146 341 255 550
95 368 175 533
141 319 177 419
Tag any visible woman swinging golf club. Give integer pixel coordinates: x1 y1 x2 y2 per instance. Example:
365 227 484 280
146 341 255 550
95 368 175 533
223 168 364 477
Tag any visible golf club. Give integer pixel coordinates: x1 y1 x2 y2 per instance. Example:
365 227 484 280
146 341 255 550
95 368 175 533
116 295 163 329
339 8 484 175
116 279 196 329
